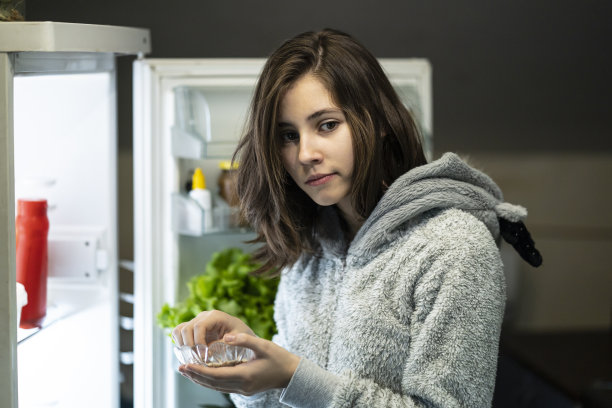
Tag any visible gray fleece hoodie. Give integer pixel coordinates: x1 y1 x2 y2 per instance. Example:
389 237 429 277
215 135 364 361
231 152 529 408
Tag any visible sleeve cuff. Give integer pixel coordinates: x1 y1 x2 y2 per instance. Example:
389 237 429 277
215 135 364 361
279 358 341 408
230 389 281 407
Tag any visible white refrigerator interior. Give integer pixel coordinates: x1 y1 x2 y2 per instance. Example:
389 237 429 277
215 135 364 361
133 58 432 408
14 71 117 408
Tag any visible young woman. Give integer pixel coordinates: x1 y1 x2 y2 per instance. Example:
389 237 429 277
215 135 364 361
173 29 541 408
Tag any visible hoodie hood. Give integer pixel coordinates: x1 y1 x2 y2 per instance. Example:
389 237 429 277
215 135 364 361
317 152 541 266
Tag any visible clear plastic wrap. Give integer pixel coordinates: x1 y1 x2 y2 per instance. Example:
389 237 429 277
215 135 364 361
174 341 255 367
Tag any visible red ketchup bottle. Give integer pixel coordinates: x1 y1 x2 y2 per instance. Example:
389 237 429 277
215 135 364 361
16 199 49 329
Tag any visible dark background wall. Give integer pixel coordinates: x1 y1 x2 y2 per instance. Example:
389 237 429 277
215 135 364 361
26 0 612 153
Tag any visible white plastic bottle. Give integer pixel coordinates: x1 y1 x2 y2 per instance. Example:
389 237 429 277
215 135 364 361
189 168 213 232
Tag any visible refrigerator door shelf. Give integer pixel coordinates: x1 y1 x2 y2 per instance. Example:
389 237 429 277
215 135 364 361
171 126 237 159
171 85 253 159
171 193 248 236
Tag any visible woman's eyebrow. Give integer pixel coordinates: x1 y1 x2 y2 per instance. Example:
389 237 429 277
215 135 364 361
278 108 342 127
306 108 342 122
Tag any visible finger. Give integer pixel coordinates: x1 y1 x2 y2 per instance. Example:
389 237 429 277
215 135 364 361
204 310 235 344
194 316 226 345
193 310 215 344
205 322 227 345
180 365 246 392
180 323 195 346
192 310 230 345
223 333 267 356
180 369 239 393
193 321 207 346
184 374 238 395
181 363 246 381
172 323 188 346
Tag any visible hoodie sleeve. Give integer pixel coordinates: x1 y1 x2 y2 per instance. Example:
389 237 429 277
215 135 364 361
280 210 506 408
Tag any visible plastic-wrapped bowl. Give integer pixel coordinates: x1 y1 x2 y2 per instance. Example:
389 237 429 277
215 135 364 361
174 341 255 367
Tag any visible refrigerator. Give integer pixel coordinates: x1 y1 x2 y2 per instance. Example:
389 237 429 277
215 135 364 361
1 22 432 408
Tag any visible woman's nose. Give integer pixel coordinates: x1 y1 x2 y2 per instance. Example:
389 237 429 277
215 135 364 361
298 133 323 164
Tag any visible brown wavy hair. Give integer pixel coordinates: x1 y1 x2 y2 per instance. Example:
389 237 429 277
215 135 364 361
233 29 427 276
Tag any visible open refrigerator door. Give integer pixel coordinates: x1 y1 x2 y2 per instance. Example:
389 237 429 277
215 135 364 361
132 58 432 408
0 22 149 408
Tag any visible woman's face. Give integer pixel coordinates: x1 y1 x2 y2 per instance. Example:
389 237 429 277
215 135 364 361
278 73 355 214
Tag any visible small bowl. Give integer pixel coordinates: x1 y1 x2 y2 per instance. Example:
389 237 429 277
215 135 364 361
174 342 255 367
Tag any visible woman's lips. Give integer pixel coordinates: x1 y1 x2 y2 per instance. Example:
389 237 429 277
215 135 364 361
306 173 335 186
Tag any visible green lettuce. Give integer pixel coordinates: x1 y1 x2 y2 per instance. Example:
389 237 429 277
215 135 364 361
157 248 279 340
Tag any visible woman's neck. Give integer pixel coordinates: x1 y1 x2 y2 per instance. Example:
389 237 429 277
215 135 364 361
335 199 363 241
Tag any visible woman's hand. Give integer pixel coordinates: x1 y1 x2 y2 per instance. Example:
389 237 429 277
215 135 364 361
172 309 254 346
172 310 301 396
179 332 300 395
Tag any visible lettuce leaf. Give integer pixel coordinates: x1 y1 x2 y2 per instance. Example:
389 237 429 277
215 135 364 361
157 248 278 340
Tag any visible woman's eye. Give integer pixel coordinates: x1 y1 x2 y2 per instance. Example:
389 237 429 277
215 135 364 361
320 121 339 132
281 131 299 143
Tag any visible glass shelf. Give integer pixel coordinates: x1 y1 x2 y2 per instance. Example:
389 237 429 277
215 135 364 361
17 283 108 344
17 302 71 343
171 193 249 236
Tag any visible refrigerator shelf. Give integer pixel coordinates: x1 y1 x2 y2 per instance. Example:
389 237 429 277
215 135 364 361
17 302 72 344
17 282 109 344
171 85 252 159
171 193 249 236
171 126 236 159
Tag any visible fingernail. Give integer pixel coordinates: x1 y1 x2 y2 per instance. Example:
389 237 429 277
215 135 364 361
224 334 235 342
